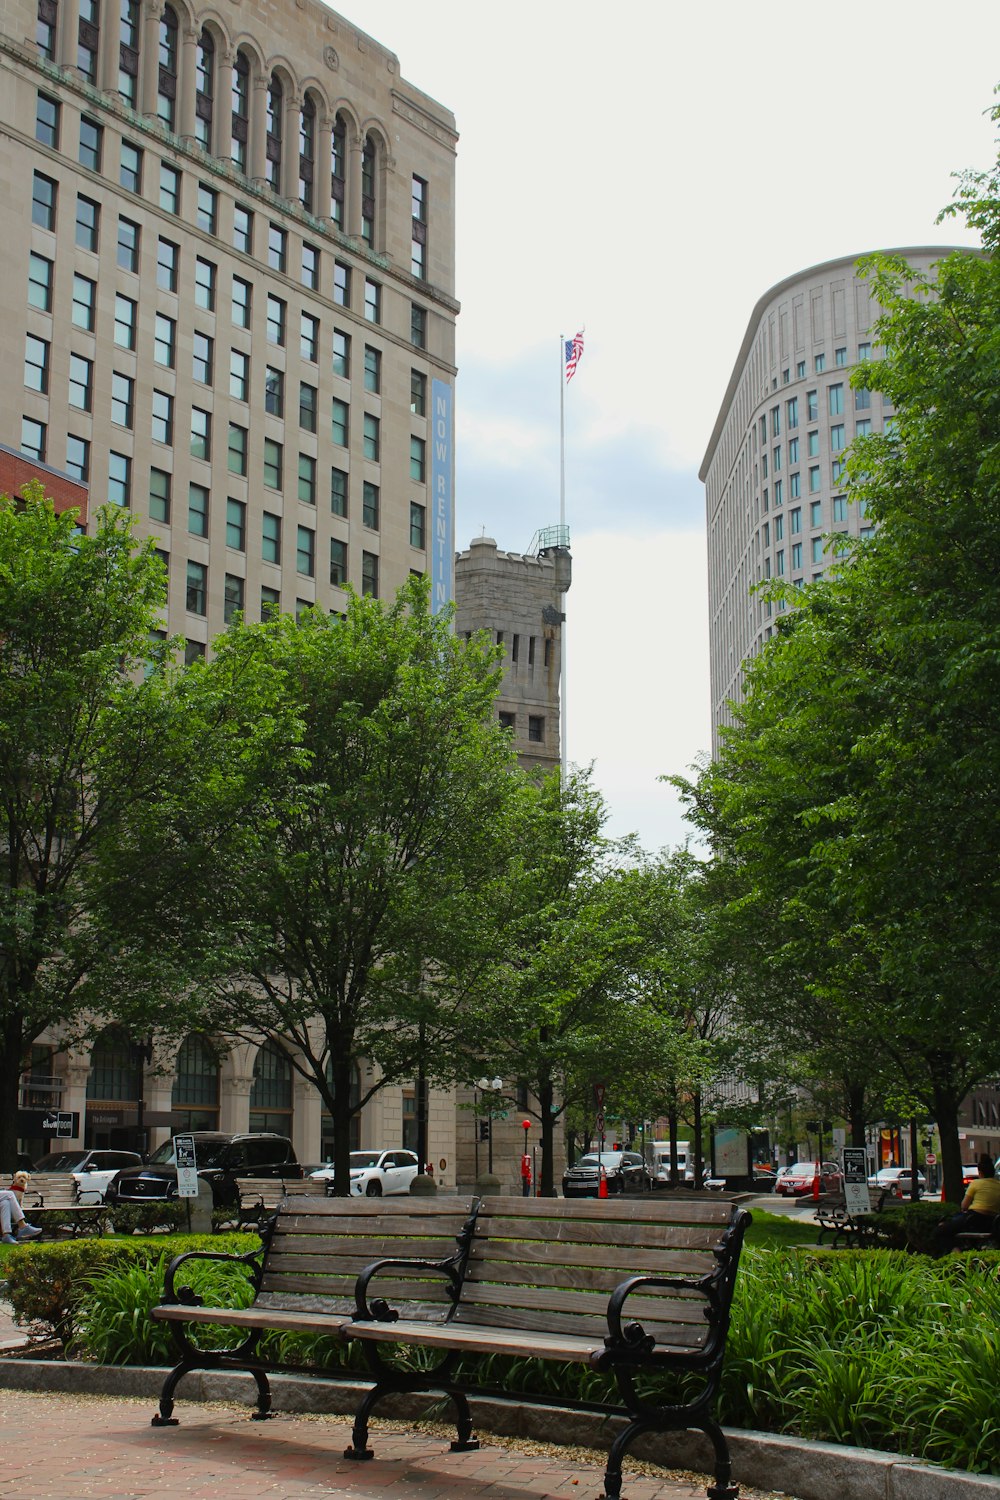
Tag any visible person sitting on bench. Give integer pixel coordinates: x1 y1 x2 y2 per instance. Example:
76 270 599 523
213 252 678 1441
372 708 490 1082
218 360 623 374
0 1177 42 1244
932 1154 1000 1255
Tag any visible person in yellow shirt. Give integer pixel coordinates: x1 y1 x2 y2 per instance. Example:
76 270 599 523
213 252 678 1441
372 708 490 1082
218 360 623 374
933 1154 1000 1255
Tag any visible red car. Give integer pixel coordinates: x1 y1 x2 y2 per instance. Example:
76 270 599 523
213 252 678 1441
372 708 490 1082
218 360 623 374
773 1160 843 1196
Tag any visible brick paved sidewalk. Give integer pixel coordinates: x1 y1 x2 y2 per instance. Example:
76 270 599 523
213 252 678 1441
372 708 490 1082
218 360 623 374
0 1388 784 1500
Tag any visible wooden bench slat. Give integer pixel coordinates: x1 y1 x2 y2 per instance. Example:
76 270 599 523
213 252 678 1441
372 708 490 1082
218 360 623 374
477 1196 737 1225
266 1232 464 1259
262 1272 454 1303
153 1304 353 1334
467 1241 720 1280
457 1279 708 1324
474 1216 726 1251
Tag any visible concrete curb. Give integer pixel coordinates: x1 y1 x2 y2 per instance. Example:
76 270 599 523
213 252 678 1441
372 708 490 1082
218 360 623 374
0 1358 996 1500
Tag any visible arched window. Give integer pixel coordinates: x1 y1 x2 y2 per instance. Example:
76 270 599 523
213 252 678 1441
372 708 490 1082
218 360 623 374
250 1040 292 1133
172 1034 220 1131
77 0 100 83
330 112 346 228
157 5 178 130
320 1060 361 1159
87 1025 135 1102
117 0 140 105
298 95 315 212
36 0 57 61
230 50 249 170
265 73 282 192
195 29 214 150
361 135 376 246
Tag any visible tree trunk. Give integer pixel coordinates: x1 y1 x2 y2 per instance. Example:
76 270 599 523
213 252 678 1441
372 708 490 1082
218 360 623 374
667 1105 679 1187
847 1080 867 1149
933 1086 965 1206
692 1089 703 1189
330 1051 355 1197
539 1075 555 1196
0 1018 26 1171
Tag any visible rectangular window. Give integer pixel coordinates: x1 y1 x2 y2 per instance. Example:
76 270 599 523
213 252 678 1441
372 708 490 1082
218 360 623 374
773 513 784 541
771 406 780 436
157 237 178 291
299 382 317 433
832 496 847 522
24 334 49 393
330 537 347 587
296 525 314 577
194 257 216 311
333 260 351 306
160 161 181 214
21 417 46 461
227 422 247 475
411 174 427 279
773 479 782 506
191 406 211 461
65 435 90 482
830 424 845 452
188 482 209 537
110 370 133 426
790 507 802 534
149 468 171 523
233 204 253 254
835 347 847 367
409 501 426 550
362 481 379 529
332 329 350 378
772 445 781 472
109 296 135 352
796 360 806 379
261 585 280 617
362 550 378 597
36 91 60 148
330 467 348 517
829 384 844 415
410 369 426 415
29 253 54 312
262 511 281 564
268 222 286 272
811 536 824 564
151 388 173 445
264 366 284 417
78 116 102 171
791 542 802 570
411 304 426 347
856 418 872 438
75 193 99 250
808 430 820 457
223 573 244 624
267 295 286 346
762 521 769 548
832 459 844 483
69 353 93 411
788 437 799 464
263 437 282 490
301 242 319 289
33 172 57 231
775 548 785 577
299 311 319 363
809 466 821 494
855 385 871 412
196 182 217 234
364 345 381 393
186 560 207 615
120 140 142 193
226 497 246 550
410 435 426 482
363 412 380 462
108 451 131 507
786 396 798 429
810 500 822 528
806 389 818 423
118 217 140 273
331 397 349 447
70 277 94 333
192 331 213 385
364 278 381 324
229 348 249 401
528 715 544 744
789 472 801 499
298 453 316 505
232 276 251 328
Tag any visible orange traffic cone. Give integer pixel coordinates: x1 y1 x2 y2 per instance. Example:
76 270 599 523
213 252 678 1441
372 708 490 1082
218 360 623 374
598 1167 608 1199
812 1162 821 1200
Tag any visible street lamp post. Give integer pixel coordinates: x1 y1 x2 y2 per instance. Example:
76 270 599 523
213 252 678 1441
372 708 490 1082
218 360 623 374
477 1077 502 1177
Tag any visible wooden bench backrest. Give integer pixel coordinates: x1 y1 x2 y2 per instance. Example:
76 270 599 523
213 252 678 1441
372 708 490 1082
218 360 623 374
457 1196 748 1352
256 1197 477 1317
22 1174 81 1209
235 1177 324 1211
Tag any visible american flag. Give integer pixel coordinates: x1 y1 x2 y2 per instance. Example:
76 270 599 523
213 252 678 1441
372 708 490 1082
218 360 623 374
564 330 584 383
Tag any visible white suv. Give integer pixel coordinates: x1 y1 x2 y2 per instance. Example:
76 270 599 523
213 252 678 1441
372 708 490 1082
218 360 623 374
310 1149 419 1196
33 1149 144 1204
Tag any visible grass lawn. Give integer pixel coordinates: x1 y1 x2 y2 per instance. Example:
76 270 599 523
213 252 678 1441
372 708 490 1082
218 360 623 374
744 1206 819 1250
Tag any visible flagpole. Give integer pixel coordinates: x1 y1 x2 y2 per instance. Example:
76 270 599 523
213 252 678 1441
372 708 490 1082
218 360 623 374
559 334 568 790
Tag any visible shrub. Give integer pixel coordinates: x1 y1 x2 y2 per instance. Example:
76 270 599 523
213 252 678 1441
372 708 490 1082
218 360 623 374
876 1200 954 1254
106 1201 187 1237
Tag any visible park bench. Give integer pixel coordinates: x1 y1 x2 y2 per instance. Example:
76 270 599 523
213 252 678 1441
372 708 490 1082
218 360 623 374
21 1173 108 1237
813 1190 890 1249
150 1193 750 1500
232 1175 326 1228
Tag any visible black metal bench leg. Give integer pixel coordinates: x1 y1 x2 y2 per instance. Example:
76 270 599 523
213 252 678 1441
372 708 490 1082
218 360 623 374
151 1359 194 1425
703 1416 739 1500
600 1416 651 1499
249 1367 274 1420
446 1387 480 1452
343 1386 380 1461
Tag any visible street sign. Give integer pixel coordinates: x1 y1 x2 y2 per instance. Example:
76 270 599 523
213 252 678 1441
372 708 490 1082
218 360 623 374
926 1153 937 1165
595 1111 605 1134
174 1133 200 1198
842 1147 871 1215
593 1082 606 1109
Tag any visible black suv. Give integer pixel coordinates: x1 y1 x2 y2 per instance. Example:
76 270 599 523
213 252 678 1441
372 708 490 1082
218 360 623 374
107 1131 299 1209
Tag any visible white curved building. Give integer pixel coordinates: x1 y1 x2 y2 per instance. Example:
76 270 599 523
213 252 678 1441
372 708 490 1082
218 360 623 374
700 249 965 751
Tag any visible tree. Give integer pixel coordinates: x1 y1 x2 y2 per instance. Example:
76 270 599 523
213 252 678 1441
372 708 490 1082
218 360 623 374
168 578 521 1195
0 492 190 1166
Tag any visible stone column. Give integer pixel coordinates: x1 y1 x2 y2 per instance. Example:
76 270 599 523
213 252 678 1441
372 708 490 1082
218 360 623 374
281 91 301 203
347 129 363 239
57 0 80 73
63 1061 92 1149
214 45 232 159
249 71 269 188
139 0 162 119
177 23 197 143
314 114 333 221
97 4 119 94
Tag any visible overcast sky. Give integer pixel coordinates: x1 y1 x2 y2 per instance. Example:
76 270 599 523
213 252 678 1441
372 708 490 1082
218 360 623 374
341 0 1000 853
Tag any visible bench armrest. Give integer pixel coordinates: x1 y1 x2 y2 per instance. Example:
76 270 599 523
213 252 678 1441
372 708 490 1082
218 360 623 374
603 1271 716 1357
354 1255 462 1321
161 1246 264 1306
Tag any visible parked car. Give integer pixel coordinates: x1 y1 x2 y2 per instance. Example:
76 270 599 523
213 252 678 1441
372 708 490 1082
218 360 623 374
309 1149 419 1197
31 1149 143 1205
866 1166 926 1198
752 1164 776 1190
561 1150 648 1198
773 1160 843 1197
107 1132 299 1210
962 1164 981 1187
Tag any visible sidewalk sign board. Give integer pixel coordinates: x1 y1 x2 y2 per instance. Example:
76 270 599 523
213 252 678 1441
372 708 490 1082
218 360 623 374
174 1133 199 1198
842 1146 871 1215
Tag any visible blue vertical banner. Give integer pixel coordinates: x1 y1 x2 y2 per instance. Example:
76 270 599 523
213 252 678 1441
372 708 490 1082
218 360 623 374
430 378 454 615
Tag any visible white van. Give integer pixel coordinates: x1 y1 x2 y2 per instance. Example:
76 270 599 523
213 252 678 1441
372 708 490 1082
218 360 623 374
644 1140 693 1185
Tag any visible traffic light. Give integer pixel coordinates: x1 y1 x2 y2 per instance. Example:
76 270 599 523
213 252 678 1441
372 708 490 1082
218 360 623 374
479 1120 491 1142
